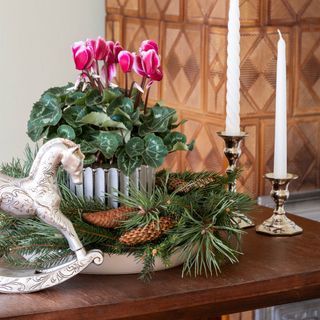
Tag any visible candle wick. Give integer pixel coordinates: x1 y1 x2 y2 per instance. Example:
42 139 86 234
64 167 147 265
277 29 283 40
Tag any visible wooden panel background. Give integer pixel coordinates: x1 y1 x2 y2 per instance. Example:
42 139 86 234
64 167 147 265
105 1 320 319
105 0 320 199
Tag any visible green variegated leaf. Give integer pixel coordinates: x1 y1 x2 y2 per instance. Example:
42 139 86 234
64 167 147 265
90 131 122 159
111 108 133 130
27 95 62 141
170 141 195 152
163 132 187 150
142 133 168 168
112 107 131 120
112 129 131 144
131 108 141 125
125 137 144 157
85 89 102 106
41 83 72 100
107 96 122 115
117 148 142 175
65 91 86 105
138 106 176 136
87 104 105 112
73 127 82 136
83 154 96 166
44 126 58 140
102 88 121 104
170 119 187 129
107 96 134 116
170 142 189 151
57 125 76 140
80 112 127 129
63 105 88 127
79 141 98 154
120 97 134 114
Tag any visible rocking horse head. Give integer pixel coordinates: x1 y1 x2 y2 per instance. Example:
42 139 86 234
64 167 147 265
29 138 85 185
61 143 85 185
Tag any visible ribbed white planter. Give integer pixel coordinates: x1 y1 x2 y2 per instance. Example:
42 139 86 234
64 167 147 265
68 165 155 207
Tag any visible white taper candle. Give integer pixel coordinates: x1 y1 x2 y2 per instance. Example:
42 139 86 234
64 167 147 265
273 30 287 179
226 0 241 135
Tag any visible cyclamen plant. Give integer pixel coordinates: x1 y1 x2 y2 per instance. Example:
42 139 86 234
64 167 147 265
27 37 194 175
72 38 162 113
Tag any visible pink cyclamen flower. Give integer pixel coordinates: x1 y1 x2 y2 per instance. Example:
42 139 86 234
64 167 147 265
118 50 134 73
72 41 84 56
133 54 147 77
105 41 115 64
149 66 163 81
105 41 123 64
72 42 94 70
101 63 117 85
133 49 163 81
113 41 123 63
86 38 96 51
141 49 160 76
95 37 108 60
86 37 108 61
139 40 159 54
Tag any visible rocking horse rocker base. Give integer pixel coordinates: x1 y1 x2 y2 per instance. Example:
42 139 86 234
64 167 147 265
0 138 104 293
0 249 103 293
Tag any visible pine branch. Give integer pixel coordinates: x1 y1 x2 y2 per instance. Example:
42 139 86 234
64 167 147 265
111 185 181 231
0 149 253 279
137 250 155 282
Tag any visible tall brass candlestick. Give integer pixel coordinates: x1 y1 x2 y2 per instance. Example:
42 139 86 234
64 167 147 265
256 173 303 236
217 131 254 228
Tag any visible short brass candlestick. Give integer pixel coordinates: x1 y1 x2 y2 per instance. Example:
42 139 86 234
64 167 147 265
256 173 303 236
217 131 254 228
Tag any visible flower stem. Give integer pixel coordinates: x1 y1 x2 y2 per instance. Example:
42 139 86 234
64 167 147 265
85 71 97 90
128 81 135 98
95 61 104 93
144 86 151 114
96 61 100 75
125 73 128 96
104 61 109 88
134 76 146 110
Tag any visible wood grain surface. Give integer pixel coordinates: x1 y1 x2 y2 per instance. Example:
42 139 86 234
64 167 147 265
0 207 320 320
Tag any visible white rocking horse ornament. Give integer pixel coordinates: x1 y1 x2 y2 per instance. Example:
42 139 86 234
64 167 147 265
0 138 103 293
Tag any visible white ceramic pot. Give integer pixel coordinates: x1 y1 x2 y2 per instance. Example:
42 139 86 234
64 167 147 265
82 250 185 275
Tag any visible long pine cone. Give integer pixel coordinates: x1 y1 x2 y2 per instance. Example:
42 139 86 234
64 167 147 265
167 176 216 193
182 176 216 193
83 207 137 228
167 177 187 192
119 216 175 245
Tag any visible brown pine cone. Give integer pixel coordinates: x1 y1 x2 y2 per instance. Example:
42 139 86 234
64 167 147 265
167 176 216 193
181 176 216 193
83 207 137 228
119 216 175 245
167 177 187 192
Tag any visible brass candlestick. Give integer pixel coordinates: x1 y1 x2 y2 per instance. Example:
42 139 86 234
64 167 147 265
217 131 254 228
256 173 303 236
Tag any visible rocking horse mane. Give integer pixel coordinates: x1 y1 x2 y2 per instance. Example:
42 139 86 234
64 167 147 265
29 138 78 177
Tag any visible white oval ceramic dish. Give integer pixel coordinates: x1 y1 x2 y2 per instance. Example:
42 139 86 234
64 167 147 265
82 250 185 275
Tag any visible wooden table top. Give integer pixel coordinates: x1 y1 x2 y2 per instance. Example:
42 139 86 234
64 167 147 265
1 206 320 320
